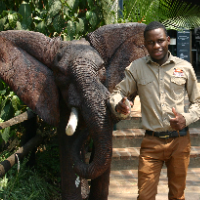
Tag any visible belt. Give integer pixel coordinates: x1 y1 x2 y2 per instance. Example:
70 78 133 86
146 127 188 139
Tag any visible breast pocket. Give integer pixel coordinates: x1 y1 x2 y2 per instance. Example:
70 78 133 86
138 79 153 85
137 78 154 98
171 76 186 100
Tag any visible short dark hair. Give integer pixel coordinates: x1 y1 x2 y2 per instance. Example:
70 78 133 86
144 21 168 38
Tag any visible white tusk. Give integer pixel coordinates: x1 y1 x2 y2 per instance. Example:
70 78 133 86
65 107 79 136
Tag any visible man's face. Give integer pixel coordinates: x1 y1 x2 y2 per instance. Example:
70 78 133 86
144 28 170 65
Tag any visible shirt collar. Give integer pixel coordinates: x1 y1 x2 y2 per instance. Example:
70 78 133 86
146 51 175 65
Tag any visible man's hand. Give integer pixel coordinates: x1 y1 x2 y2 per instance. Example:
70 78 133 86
170 107 186 130
115 97 133 115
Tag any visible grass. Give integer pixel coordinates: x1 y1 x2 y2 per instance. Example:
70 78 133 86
0 136 62 200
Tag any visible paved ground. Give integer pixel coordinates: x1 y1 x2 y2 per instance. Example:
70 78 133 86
108 83 200 200
108 168 200 200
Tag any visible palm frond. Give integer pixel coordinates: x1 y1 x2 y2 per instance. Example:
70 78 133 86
160 0 200 29
122 0 200 30
123 0 161 23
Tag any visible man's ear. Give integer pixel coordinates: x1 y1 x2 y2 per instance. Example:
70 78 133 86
167 36 170 45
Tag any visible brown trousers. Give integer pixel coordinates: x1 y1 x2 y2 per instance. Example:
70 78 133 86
137 131 191 200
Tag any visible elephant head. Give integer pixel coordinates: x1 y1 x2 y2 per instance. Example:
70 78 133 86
0 22 147 199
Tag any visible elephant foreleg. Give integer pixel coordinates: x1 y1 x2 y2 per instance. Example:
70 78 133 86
58 99 82 200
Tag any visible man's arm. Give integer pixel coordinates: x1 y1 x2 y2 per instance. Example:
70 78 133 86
108 65 137 118
180 67 200 127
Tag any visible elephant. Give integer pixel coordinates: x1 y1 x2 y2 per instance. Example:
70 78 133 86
0 22 148 200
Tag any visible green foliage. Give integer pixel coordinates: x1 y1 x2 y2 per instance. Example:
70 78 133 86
0 0 116 39
35 139 61 184
121 0 200 30
0 155 61 200
0 150 12 162
120 0 168 24
159 0 200 30
0 79 28 144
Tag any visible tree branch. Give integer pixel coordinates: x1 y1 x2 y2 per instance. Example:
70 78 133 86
0 134 43 177
0 110 36 129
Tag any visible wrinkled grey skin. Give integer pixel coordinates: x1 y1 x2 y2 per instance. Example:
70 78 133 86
0 23 147 200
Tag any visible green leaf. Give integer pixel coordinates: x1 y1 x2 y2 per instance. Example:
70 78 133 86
15 21 23 30
66 20 76 40
48 0 62 17
1 101 13 121
8 12 19 29
14 110 21 116
8 91 14 98
18 3 32 29
53 15 65 33
2 10 9 18
4 23 10 30
33 16 43 21
0 89 6 96
39 10 48 19
0 98 8 112
46 16 52 25
0 17 6 31
1 127 10 143
67 0 79 10
76 18 85 33
86 11 97 28
12 95 21 111
63 6 70 17
87 0 93 9
35 20 46 33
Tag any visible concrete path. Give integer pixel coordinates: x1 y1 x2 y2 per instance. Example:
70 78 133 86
108 168 200 200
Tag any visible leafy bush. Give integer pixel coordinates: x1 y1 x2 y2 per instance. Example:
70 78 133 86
0 79 28 145
0 0 116 40
0 155 61 200
35 137 61 185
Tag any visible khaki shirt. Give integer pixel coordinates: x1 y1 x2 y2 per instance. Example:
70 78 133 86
109 52 200 132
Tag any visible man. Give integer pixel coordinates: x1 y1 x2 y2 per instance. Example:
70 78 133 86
109 21 200 200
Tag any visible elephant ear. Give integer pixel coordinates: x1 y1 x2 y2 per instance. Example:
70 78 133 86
86 22 148 92
0 36 60 126
0 30 61 70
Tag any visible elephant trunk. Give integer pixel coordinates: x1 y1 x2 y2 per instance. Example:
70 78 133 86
71 59 113 179
72 107 113 180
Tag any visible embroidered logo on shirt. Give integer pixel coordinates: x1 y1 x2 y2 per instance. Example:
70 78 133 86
173 68 184 77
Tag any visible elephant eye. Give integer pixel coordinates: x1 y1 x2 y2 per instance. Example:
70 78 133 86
56 53 62 62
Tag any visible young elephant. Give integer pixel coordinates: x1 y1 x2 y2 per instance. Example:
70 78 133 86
0 22 147 199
